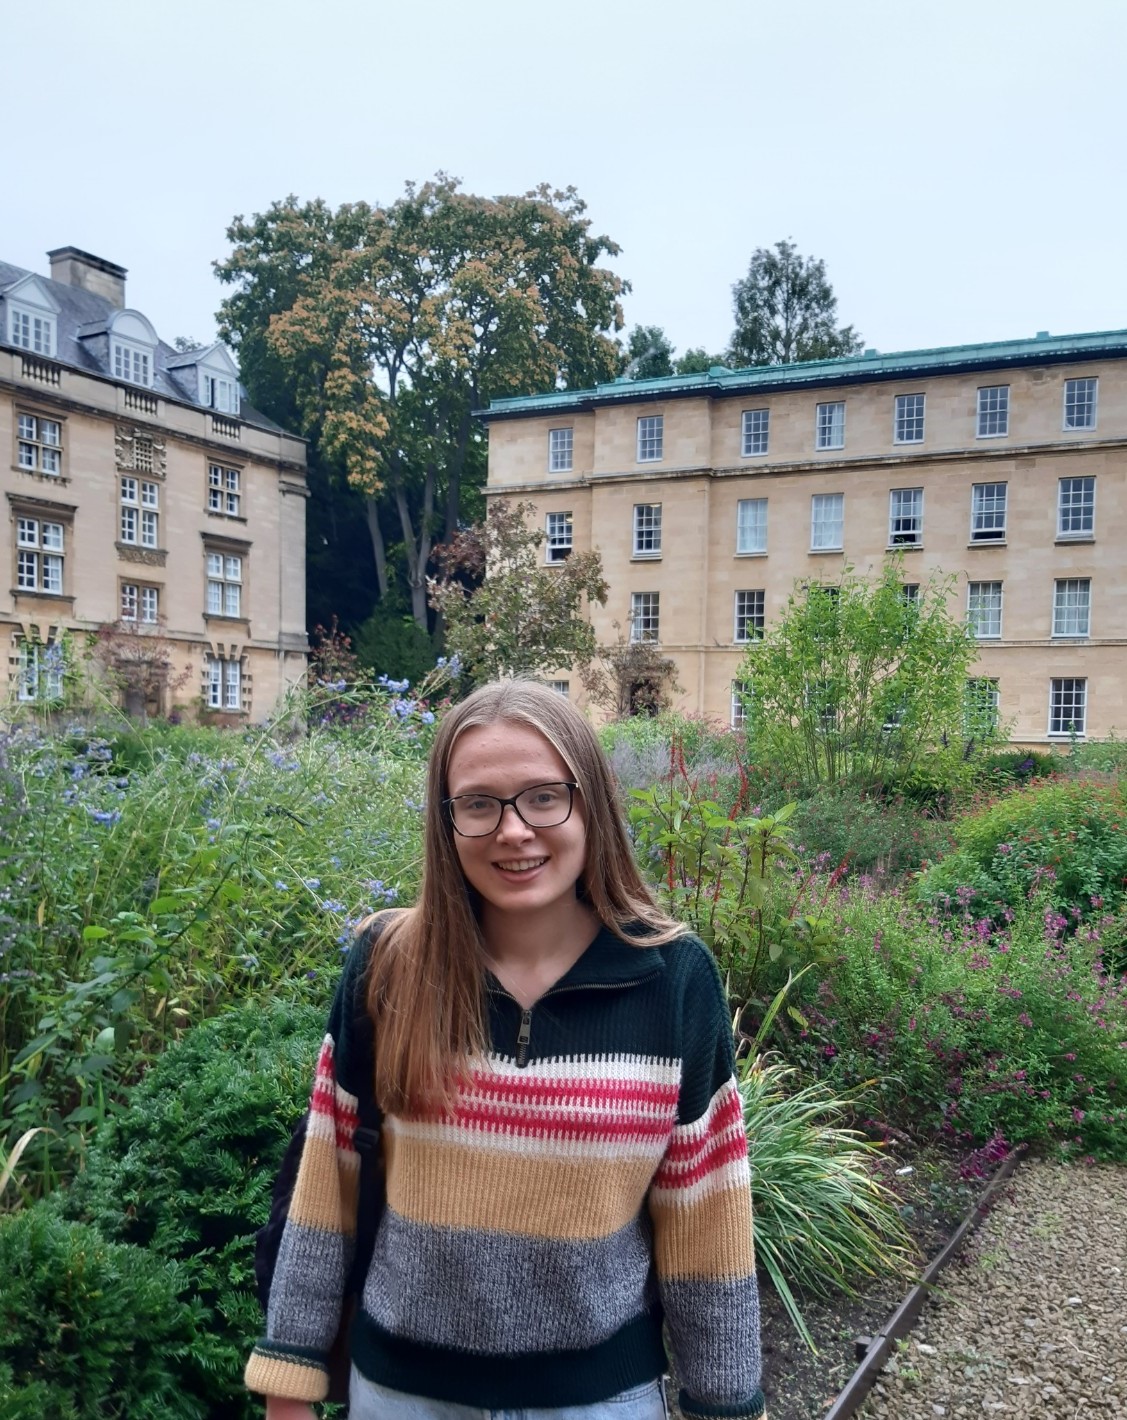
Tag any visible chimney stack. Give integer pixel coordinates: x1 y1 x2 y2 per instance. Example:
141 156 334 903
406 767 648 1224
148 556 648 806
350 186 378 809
47 247 127 309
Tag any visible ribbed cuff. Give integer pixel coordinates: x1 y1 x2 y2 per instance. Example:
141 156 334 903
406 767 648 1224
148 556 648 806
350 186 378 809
680 1390 766 1420
244 1344 329 1402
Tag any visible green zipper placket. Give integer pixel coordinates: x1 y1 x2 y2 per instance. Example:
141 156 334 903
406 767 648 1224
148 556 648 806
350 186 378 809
492 978 654 1068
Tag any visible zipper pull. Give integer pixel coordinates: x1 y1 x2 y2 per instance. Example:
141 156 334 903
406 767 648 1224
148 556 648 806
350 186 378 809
516 1008 532 1068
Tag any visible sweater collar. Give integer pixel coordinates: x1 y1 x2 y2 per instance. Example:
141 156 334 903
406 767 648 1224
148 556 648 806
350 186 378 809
485 921 667 996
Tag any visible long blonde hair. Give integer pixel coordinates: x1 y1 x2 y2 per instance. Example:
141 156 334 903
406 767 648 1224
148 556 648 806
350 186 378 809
366 680 682 1112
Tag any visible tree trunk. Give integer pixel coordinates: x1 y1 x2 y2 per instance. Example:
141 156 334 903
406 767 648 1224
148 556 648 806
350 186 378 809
364 496 389 600
395 464 437 630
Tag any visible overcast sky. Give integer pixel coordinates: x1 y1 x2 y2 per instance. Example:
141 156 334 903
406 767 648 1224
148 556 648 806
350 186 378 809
4 0 1125 375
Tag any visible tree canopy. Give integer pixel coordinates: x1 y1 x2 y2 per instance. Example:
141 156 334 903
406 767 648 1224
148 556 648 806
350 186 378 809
728 239 862 367
214 177 626 629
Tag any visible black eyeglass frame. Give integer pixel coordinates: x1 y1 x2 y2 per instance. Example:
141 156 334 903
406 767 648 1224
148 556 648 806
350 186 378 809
443 780 579 838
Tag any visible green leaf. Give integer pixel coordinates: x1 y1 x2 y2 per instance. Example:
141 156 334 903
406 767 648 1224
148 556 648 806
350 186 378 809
82 926 112 941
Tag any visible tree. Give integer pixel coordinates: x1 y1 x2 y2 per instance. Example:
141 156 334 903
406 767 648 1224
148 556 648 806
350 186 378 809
728 240 862 367
88 619 192 720
737 558 993 795
215 179 626 631
623 325 675 380
674 348 726 375
428 500 608 685
581 622 682 719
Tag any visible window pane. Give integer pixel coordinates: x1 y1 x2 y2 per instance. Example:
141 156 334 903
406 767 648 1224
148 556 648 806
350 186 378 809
42 555 63 593
811 493 844 549
889 488 923 545
1057 476 1095 536
545 511 573 562
977 385 1010 437
629 592 660 642
41 522 64 551
1064 377 1097 430
549 427 573 472
1050 678 1086 735
207 580 223 614
141 587 159 622
967 581 1003 638
141 511 158 547
120 477 138 503
633 503 662 555
965 678 1000 737
736 497 767 554
741 408 769 456
816 402 845 450
121 584 138 619
224 583 241 617
120 507 138 542
225 556 242 581
894 393 925 443
637 415 663 462
734 590 765 642
1052 578 1091 637
207 552 224 578
971 482 1007 541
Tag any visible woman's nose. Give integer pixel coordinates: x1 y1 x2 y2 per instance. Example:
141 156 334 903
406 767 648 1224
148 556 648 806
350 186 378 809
496 802 533 840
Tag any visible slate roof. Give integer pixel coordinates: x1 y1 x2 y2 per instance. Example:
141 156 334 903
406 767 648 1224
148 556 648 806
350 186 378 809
0 258 287 436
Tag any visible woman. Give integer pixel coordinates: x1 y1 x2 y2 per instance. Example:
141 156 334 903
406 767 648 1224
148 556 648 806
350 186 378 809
247 680 765 1420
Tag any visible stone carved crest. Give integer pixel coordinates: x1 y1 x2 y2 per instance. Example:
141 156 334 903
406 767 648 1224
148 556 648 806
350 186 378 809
114 425 168 478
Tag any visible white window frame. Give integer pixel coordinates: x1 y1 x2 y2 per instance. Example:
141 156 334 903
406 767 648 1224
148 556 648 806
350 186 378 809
202 372 239 414
736 497 767 555
545 511 573 564
733 589 765 643
976 385 1010 438
1048 678 1086 737
629 591 660 643
206 551 243 618
549 680 570 697
1063 377 1097 431
815 402 845 451
112 339 153 388
17 640 64 702
206 655 243 711
548 427 573 473
9 303 56 357
730 681 750 730
893 393 925 444
632 503 662 558
967 581 1003 639
121 582 160 624
1052 578 1091 638
810 492 844 551
119 477 159 547
208 463 242 517
741 408 769 457
970 482 1007 543
636 415 663 463
16 413 62 475
888 487 923 547
1057 476 1095 539
15 516 64 595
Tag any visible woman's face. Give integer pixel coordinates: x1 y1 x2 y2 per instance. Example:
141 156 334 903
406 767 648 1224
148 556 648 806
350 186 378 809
445 720 588 917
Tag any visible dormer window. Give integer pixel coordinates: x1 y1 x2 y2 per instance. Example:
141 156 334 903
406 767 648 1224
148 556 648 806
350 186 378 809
10 304 57 356
202 372 239 414
113 339 152 387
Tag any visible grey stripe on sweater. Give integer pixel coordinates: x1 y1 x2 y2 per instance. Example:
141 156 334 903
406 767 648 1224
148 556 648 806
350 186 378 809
268 1220 350 1352
661 1276 762 1403
361 1209 660 1354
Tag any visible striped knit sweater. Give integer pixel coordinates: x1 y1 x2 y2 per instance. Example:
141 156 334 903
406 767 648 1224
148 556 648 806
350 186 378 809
245 923 765 1419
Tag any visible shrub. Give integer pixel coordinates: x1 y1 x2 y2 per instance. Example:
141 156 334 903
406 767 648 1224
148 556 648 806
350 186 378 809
740 1057 915 1348
787 880 1127 1159
2 703 425 1195
0 1208 211 1419
56 997 325 1416
788 787 953 879
917 777 1127 920
976 748 1059 787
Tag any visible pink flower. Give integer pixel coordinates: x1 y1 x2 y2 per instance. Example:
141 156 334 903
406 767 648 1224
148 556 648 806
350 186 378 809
1073 1108 1086 1123
1018 1012 1034 1028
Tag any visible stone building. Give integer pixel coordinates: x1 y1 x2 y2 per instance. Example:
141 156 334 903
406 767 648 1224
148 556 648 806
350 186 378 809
1 246 308 719
482 331 1127 743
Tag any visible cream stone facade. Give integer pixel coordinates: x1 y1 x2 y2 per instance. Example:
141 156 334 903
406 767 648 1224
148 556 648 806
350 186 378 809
1 247 308 720
483 332 1127 743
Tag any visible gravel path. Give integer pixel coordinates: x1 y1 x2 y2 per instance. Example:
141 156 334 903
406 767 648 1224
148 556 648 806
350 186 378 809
859 1159 1127 1417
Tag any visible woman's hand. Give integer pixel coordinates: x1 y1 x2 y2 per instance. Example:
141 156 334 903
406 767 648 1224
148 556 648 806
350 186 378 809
264 1398 319 1420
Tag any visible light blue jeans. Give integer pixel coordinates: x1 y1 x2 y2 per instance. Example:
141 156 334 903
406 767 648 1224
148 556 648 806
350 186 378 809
348 1370 668 1420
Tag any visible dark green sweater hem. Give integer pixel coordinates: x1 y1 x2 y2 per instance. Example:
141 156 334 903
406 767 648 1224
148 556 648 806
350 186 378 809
350 1307 667 1407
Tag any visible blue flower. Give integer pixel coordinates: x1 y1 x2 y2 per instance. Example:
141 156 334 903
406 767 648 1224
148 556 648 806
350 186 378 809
420 711 435 724
275 880 289 892
206 818 221 831
89 808 122 826
321 899 346 914
329 855 342 869
301 876 321 891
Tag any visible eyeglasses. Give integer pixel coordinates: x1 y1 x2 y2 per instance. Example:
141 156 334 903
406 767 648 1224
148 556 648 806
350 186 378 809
444 781 578 837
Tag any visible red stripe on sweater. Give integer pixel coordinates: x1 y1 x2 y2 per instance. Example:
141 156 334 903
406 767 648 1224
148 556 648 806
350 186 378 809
466 1073 681 1108
654 1133 748 1190
660 1095 743 1165
447 1100 675 1140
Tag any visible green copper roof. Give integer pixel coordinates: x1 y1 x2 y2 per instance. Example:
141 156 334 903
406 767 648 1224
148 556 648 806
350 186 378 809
482 328 1127 420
